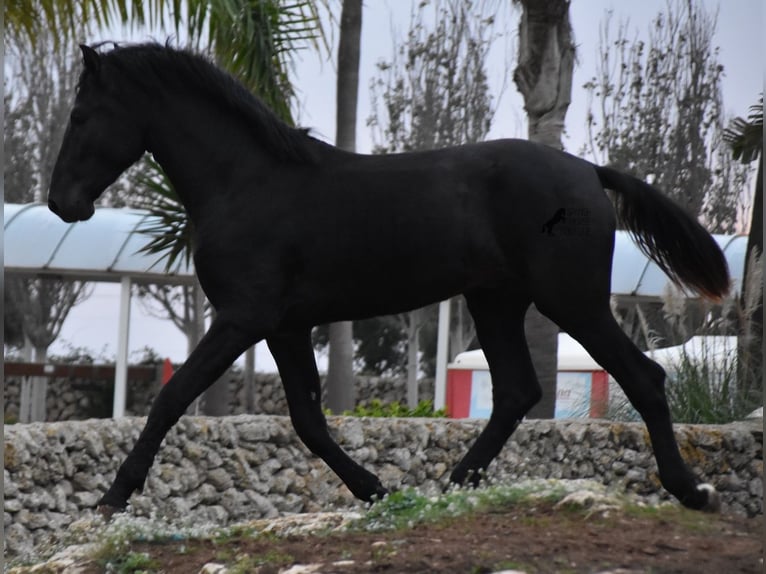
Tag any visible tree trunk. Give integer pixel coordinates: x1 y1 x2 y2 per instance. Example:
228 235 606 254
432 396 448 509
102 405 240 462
449 297 476 359
203 369 231 416
19 341 49 423
199 284 230 416
191 279 206 414
513 0 574 149
326 321 356 413
514 0 575 419
325 0 362 414
244 345 256 413
739 154 763 401
406 310 422 409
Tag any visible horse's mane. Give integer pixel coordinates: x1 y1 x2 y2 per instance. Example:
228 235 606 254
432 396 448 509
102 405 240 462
98 42 317 164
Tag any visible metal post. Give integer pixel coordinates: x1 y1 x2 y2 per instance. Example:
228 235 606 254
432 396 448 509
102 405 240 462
113 276 132 418
434 299 451 411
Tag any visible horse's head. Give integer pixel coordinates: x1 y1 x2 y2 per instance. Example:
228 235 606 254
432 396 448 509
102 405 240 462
48 44 146 222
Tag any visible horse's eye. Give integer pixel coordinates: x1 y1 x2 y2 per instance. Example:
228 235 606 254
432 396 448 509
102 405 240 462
70 108 87 125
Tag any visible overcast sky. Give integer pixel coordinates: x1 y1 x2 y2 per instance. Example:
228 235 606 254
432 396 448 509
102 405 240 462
46 0 763 369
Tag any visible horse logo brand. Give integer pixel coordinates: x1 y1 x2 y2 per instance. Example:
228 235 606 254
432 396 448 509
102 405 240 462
542 207 591 237
541 208 566 235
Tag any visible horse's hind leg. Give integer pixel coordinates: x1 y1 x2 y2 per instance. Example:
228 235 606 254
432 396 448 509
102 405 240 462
548 307 720 512
450 287 539 487
267 330 388 502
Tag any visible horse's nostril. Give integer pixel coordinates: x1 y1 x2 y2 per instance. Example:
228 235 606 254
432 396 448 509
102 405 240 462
48 199 59 214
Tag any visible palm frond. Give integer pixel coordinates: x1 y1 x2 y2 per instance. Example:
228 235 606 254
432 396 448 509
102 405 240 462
134 158 193 273
201 0 326 124
723 95 763 164
8 0 175 46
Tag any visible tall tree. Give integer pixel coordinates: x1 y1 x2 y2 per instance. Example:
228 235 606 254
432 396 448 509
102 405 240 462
512 0 575 419
724 96 763 403
325 0 363 414
368 0 497 407
582 1 748 233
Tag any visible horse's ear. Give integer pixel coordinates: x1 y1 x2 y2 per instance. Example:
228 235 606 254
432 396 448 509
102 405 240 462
80 44 101 75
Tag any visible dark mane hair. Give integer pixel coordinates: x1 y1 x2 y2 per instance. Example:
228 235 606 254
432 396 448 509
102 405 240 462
98 42 317 164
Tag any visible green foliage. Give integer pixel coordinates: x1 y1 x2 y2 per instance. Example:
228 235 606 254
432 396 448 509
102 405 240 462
353 317 408 377
723 96 763 164
340 399 446 418
192 0 324 124
666 338 759 424
95 542 160 574
112 551 160 574
659 284 761 424
135 158 193 273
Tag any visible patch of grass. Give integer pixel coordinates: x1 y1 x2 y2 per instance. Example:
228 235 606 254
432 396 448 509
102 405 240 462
228 550 294 573
94 547 160 574
622 502 715 534
352 480 576 532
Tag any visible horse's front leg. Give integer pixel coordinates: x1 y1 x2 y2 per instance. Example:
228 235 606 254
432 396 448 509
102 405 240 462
267 330 388 502
99 313 259 512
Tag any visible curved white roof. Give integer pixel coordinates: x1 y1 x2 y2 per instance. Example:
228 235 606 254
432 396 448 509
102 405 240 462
452 333 602 371
4 202 194 283
451 334 739 372
646 336 738 370
3 202 746 292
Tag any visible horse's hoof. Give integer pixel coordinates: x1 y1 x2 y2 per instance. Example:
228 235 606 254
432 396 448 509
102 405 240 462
97 504 123 522
697 483 721 513
370 484 390 503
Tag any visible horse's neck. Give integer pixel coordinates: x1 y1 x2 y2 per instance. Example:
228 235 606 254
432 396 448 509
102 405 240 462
146 98 275 220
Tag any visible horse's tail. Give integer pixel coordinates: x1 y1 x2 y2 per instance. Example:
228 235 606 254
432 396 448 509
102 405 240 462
595 165 730 301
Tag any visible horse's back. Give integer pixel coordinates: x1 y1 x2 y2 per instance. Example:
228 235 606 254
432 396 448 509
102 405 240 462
314 139 614 310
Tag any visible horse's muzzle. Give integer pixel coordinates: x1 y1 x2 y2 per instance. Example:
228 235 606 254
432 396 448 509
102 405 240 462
48 197 95 222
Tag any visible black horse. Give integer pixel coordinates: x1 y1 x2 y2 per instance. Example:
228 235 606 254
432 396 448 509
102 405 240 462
49 43 728 515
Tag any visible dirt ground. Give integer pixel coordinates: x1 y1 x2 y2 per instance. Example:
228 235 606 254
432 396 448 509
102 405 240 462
85 501 762 574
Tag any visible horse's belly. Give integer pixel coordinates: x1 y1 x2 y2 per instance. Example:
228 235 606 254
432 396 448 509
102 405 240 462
279 245 507 327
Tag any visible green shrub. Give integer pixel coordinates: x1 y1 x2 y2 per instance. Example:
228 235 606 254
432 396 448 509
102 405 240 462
666 338 759 424
338 399 446 418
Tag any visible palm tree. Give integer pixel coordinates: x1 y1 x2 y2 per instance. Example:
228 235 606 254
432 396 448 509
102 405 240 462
723 96 763 402
512 0 575 419
325 0 363 414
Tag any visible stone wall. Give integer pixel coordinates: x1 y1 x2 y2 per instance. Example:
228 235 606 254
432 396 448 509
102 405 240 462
3 373 159 423
4 415 762 559
3 371 435 421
